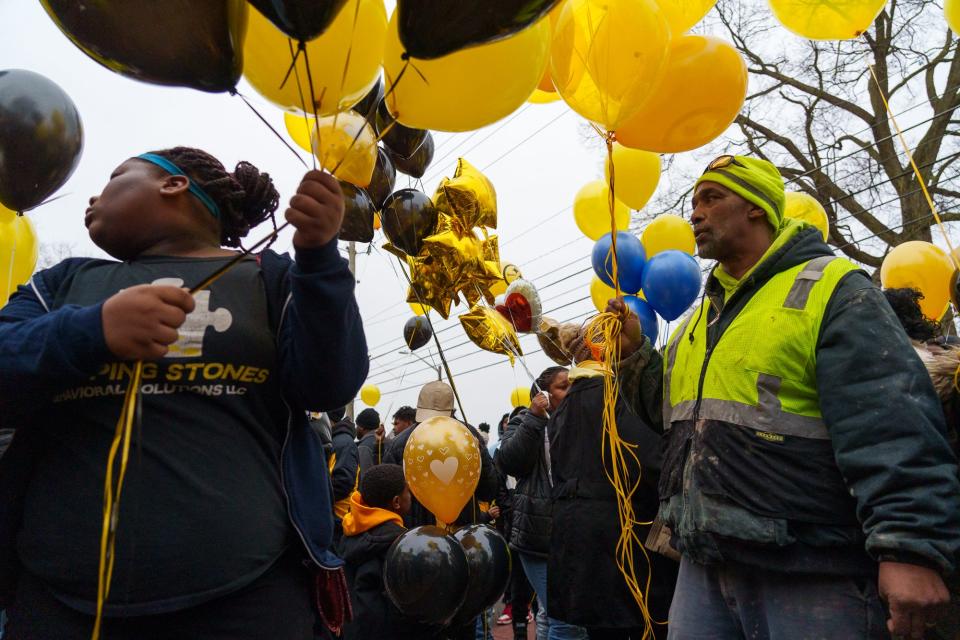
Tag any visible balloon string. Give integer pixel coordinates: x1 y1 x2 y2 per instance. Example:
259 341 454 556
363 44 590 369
232 90 308 169
288 39 319 166
92 360 144 640
396 257 468 423
868 64 960 270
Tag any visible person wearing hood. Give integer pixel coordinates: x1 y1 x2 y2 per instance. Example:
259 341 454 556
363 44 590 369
329 409 360 543
355 408 384 477
337 464 429 640
613 155 960 639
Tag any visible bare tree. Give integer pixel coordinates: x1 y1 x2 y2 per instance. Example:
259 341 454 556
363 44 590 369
647 0 960 270
36 242 74 270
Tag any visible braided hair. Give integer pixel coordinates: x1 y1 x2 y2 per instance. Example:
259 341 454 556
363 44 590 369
883 288 941 342
149 147 280 248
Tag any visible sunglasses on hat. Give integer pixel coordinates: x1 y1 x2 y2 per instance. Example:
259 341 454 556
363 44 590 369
703 154 746 174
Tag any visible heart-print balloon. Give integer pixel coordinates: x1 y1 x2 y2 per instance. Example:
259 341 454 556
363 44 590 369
402 416 481 523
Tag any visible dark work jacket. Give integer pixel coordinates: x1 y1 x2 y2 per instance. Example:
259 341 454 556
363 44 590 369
331 419 360 511
547 375 677 629
337 521 435 640
0 245 368 605
356 431 383 477
496 409 553 557
619 226 960 576
382 421 498 528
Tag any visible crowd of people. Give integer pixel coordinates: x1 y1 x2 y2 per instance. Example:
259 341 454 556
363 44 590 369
0 146 959 640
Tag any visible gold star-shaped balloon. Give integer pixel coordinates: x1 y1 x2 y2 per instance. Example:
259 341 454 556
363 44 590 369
406 255 458 319
459 304 522 364
434 158 497 231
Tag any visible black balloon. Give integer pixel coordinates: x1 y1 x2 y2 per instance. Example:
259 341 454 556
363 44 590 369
397 0 562 60
389 132 435 180
367 148 397 210
0 70 83 213
354 77 385 125
337 182 375 243
450 525 511 626
384 526 469 626
40 0 245 92
403 316 433 351
377 100 428 160
248 0 349 41
381 189 438 256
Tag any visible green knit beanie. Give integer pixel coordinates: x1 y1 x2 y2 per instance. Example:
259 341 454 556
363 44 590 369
696 156 786 232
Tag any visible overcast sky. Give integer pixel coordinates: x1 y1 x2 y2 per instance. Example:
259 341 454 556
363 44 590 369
5 1 923 435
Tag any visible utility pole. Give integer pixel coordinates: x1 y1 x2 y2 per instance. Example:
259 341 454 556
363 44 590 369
346 240 357 420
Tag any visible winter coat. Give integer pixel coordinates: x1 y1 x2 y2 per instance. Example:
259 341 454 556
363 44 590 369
331 419 360 519
546 375 677 629
356 431 383 477
496 409 553 557
620 225 960 576
382 421 498 528
337 494 435 640
0 245 368 604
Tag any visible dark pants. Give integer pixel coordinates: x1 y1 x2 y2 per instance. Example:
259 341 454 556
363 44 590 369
667 556 889 639
587 630 655 640
4 551 316 640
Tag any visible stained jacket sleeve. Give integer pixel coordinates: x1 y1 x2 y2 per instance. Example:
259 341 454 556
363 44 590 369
617 336 665 433
331 434 360 503
0 261 112 412
496 409 548 478
817 272 960 574
277 242 369 412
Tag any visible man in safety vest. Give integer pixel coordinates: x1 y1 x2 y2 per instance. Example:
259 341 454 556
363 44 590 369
613 155 960 639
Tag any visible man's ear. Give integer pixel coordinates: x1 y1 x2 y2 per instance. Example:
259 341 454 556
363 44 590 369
159 174 190 197
391 495 402 511
747 205 767 221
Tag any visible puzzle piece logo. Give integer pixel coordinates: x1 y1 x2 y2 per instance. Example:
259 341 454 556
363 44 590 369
152 278 232 358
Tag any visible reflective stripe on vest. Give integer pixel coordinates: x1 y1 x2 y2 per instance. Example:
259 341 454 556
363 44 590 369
664 254 859 440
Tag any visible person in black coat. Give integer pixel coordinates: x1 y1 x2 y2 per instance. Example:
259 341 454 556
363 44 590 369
330 414 360 542
547 348 678 639
355 408 384 477
338 464 435 640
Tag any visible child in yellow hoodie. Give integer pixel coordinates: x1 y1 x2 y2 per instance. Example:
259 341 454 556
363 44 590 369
338 464 433 640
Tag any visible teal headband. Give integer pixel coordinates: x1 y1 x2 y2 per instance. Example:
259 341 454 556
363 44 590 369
136 153 221 219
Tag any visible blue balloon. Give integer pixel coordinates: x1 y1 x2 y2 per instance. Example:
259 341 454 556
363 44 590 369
641 250 702 321
591 232 646 294
623 295 659 345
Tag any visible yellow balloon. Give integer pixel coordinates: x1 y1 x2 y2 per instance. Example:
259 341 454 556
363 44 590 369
537 0 568 92
604 144 661 210
615 35 746 154
383 13 551 132
409 302 428 316
880 241 954 321
590 275 617 313
284 112 315 154
528 88 563 104
243 0 387 114
403 416 481 523
947 0 960 34
313 111 378 187
550 0 671 130
768 0 887 40
784 192 829 241
360 383 381 406
574 180 631 241
641 214 696 258
0 206 38 304
510 386 532 408
657 0 717 34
